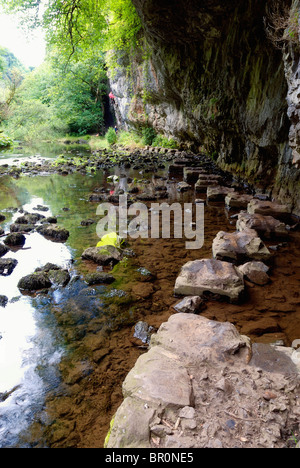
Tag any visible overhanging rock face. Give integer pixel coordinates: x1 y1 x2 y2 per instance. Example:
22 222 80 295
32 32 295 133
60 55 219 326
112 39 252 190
106 314 300 448
110 0 300 214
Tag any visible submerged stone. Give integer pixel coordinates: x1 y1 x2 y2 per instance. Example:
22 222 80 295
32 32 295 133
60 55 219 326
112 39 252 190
84 272 116 285
81 245 122 265
207 185 235 202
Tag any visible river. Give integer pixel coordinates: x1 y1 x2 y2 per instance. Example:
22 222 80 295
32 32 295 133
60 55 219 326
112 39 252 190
0 142 299 447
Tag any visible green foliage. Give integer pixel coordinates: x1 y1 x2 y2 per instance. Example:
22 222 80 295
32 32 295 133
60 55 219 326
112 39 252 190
0 131 13 148
142 127 156 146
106 127 117 145
152 134 178 149
2 48 108 140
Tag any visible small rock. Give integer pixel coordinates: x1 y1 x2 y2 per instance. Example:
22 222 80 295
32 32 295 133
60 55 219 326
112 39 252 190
18 272 52 291
84 272 115 285
133 321 155 345
0 243 9 258
36 224 69 242
179 406 196 419
263 390 277 401
0 258 18 276
0 295 8 307
173 296 206 314
238 261 270 285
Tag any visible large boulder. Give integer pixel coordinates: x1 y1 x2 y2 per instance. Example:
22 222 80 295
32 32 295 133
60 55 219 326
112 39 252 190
212 229 272 264
174 258 244 303
81 245 122 265
247 199 291 221
107 314 300 449
236 212 289 239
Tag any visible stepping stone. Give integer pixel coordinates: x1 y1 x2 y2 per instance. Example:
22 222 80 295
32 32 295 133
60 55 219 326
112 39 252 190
36 224 69 242
177 181 192 192
225 192 254 209
212 229 271 264
195 174 222 193
247 199 291 221
207 185 235 202
183 167 206 184
238 261 270 285
174 258 244 303
237 212 288 239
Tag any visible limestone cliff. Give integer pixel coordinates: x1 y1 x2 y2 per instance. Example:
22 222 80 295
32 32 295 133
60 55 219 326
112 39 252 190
109 0 300 215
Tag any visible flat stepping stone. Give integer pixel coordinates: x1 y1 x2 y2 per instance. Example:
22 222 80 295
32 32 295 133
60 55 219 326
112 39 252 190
212 229 271 264
207 185 235 202
247 199 290 221
174 258 244 303
237 212 288 239
225 192 254 209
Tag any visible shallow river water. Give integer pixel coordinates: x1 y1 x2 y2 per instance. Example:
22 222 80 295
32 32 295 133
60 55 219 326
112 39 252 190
0 143 300 448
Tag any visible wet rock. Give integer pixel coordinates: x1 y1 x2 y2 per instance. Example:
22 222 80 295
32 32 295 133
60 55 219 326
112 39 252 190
18 272 52 291
89 193 104 202
183 168 206 184
15 213 45 225
48 269 71 287
4 232 26 247
212 229 271 264
174 258 244 303
36 224 70 242
81 245 122 266
33 205 49 212
225 192 254 210
207 185 235 202
0 227 4 236
41 217 58 224
10 223 35 233
0 295 8 307
177 181 192 192
133 321 155 345
80 219 96 226
0 243 9 258
238 261 270 285
173 296 206 314
84 272 115 285
237 212 289 239
132 282 155 299
247 199 291 221
195 174 222 193
0 214 6 222
0 258 18 276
